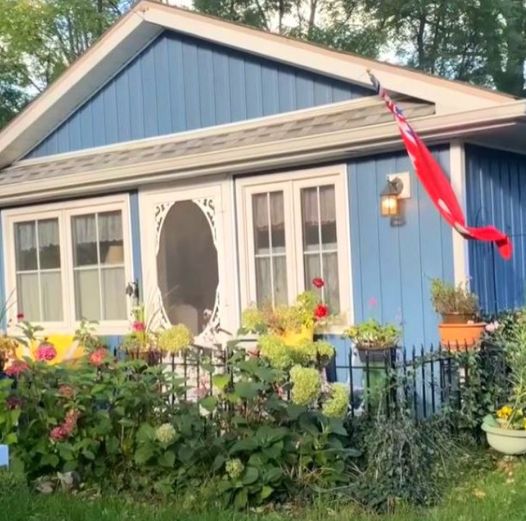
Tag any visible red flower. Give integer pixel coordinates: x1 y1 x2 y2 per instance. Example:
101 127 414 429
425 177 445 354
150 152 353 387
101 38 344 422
36 342 57 362
132 321 146 333
16 312 24 321
4 360 29 378
314 304 329 320
89 347 108 367
312 277 325 289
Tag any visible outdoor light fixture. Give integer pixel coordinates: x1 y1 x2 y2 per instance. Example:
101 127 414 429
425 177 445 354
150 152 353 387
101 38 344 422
380 178 403 217
380 172 411 221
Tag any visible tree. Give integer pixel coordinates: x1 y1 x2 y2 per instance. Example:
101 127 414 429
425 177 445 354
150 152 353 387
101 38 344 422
0 0 134 128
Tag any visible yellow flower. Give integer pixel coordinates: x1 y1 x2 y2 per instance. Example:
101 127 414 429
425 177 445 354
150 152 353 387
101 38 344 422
497 405 513 420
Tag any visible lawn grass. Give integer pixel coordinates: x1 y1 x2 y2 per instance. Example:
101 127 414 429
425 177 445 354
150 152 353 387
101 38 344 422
2 457 525 521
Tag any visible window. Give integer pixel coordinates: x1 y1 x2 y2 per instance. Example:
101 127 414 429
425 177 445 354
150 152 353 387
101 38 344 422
4 196 132 332
14 219 62 322
237 166 350 320
72 211 126 321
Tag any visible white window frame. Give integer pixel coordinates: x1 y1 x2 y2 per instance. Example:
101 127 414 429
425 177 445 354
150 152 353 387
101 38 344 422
236 165 352 329
3 194 134 335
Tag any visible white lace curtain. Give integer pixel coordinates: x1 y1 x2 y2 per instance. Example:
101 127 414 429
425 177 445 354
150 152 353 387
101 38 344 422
73 212 123 245
252 187 336 230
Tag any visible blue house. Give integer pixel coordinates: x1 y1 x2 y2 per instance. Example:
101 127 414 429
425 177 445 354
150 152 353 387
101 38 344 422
0 1 524 358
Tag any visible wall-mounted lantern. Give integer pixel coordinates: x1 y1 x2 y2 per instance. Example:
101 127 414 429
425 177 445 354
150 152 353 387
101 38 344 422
380 172 411 223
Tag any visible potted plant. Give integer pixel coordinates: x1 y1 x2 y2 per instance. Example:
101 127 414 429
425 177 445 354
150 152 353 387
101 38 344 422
482 312 526 454
238 278 331 353
121 304 161 364
345 319 399 363
430 278 485 349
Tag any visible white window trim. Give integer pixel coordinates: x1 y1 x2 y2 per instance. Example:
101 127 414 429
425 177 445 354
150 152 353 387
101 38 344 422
3 194 134 336
236 164 353 332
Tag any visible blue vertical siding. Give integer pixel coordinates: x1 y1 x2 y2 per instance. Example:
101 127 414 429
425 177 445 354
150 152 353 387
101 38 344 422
348 146 454 348
27 30 372 158
466 145 526 313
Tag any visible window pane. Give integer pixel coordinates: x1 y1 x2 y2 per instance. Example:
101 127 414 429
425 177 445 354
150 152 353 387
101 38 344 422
319 185 337 249
273 256 288 306
15 222 37 271
16 273 39 321
255 257 272 306
99 211 124 265
101 267 126 320
323 252 340 313
74 269 101 320
157 201 218 335
304 253 321 296
38 219 61 269
72 214 98 266
269 192 285 252
252 194 270 254
41 271 63 321
301 187 320 252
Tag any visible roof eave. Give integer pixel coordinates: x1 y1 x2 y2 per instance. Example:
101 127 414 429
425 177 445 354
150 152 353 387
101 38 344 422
0 100 523 207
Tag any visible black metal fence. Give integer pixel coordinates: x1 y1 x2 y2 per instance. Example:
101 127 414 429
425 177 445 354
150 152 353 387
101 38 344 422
119 340 509 421
327 341 509 419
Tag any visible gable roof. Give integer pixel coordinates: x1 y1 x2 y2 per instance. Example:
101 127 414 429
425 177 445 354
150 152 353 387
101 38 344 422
0 0 514 168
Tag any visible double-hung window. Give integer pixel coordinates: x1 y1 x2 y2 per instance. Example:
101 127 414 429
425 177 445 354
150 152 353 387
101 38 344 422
237 166 351 323
4 195 132 333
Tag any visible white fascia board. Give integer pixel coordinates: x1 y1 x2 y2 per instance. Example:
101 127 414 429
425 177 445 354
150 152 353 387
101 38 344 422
0 100 524 207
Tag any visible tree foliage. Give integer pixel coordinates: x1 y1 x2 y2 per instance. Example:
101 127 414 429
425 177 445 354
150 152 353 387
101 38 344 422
1 0 525 131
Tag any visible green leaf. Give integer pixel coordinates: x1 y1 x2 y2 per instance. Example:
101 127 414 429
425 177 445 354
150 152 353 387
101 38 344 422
41 453 60 468
4 433 17 445
235 381 264 400
259 485 274 500
159 450 176 468
82 449 96 460
234 488 248 509
212 454 226 472
136 423 156 443
199 396 218 412
134 446 154 465
264 467 282 483
242 466 259 485
212 374 230 391
229 438 259 455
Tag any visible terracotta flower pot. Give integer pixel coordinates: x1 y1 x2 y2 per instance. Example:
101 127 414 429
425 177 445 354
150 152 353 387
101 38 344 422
482 423 526 455
438 322 485 349
441 312 475 324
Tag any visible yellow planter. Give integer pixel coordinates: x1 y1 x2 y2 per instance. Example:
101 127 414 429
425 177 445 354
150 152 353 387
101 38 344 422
279 326 314 347
14 335 85 365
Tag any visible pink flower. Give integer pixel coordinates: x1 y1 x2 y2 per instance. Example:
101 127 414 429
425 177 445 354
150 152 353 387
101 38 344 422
36 342 57 362
89 347 108 367
63 410 79 433
312 277 325 289
314 304 329 320
4 360 29 378
58 385 75 399
132 321 146 333
50 425 68 442
368 297 378 309
50 410 79 442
